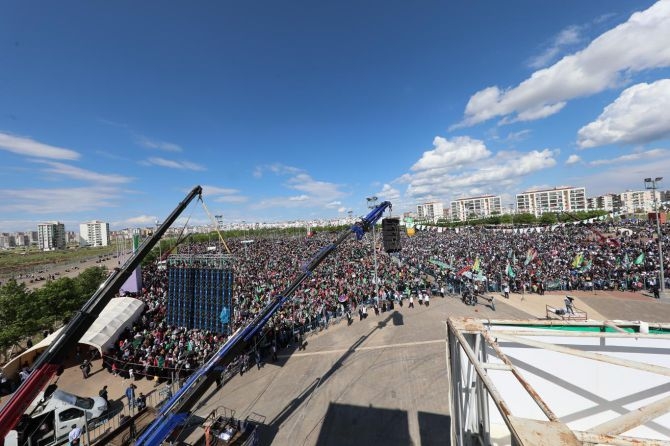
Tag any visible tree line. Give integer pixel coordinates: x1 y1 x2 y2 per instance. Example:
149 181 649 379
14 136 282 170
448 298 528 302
0 266 108 363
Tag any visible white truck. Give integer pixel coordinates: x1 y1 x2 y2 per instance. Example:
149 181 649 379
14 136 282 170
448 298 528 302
5 388 107 446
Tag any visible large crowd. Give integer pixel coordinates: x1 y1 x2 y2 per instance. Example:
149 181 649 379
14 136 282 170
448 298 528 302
103 218 669 382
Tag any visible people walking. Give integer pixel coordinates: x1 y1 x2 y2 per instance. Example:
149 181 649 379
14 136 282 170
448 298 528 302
564 296 575 315
99 385 109 405
68 424 82 445
125 383 136 409
80 360 91 379
409 295 414 308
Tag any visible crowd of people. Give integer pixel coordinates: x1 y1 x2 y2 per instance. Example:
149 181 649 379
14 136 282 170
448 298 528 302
400 220 668 296
102 218 668 382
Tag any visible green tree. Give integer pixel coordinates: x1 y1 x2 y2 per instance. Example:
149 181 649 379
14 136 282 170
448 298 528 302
539 213 558 224
0 279 34 355
513 213 536 225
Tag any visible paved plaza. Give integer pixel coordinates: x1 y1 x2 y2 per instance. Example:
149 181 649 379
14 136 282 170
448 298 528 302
5 289 670 445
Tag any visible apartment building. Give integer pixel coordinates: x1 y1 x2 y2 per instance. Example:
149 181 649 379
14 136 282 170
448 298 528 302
37 222 66 251
451 195 502 221
79 220 110 247
417 202 444 223
516 187 586 217
619 190 662 213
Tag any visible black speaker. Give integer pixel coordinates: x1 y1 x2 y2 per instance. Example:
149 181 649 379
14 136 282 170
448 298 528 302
382 217 402 253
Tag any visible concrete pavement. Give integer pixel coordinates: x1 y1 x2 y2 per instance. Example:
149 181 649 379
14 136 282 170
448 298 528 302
5 288 670 445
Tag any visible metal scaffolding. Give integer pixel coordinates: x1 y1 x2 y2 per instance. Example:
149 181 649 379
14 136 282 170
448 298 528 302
167 253 234 269
166 254 235 335
446 318 670 446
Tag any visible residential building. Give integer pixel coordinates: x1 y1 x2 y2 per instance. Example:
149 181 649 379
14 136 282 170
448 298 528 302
451 195 502 221
79 220 110 247
0 233 15 249
516 187 586 217
37 222 66 251
618 190 662 214
417 202 444 223
587 194 620 212
13 232 29 247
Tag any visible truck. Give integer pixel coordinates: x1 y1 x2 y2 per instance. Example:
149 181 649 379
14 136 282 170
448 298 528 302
5 388 107 446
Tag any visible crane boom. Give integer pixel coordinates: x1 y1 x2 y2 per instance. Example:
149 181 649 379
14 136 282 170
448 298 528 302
0 186 203 445
134 200 392 446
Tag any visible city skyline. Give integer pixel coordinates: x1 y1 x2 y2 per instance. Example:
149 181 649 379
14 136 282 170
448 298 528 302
1 1 669 232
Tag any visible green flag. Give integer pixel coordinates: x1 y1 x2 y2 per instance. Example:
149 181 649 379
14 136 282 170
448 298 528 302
506 263 516 278
634 253 645 265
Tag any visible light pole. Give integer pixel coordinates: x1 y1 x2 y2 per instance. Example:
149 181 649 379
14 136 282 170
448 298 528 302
644 177 665 293
366 196 379 301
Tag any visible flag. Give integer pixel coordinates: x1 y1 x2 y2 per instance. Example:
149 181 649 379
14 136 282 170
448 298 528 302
634 253 645 265
623 253 630 269
571 252 583 268
506 262 516 278
524 248 537 266
473 257 481 272
457 265 472 276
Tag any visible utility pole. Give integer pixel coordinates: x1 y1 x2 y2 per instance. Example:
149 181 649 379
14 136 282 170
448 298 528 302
644 177 665 294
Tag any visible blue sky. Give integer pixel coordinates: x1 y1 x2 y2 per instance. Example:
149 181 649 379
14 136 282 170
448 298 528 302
1 0 670 232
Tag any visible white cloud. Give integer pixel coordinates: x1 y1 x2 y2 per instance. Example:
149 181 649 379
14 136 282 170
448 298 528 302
250 166 348 210
566 154 583 165
577 79 670 148
144 157 206 171
253 163 302 178
412 136 492 171
400 134 557 202
289 194 310 202
326 200 342 208
377 184 401 201
569 156 670 197
505 129 532 143
136 136 183 152
33 160 133 184
528 25 582 69
201 185 240 196
0 187 122 214
0 132 80 160
589 148 668 166
199 184 248 204
213 195 248 203
456 1 670 127
121 215 159 225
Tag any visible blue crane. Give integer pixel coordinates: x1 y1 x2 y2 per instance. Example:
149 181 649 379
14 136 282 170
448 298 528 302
134 200 392 446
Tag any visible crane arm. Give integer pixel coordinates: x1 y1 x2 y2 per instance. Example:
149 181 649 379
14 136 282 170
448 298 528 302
0 186 203 444
134 200 392 446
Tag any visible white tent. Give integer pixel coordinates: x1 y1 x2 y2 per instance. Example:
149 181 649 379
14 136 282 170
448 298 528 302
1 297 145 380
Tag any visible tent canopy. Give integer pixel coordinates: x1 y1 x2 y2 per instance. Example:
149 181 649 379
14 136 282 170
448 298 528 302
1 297 145 380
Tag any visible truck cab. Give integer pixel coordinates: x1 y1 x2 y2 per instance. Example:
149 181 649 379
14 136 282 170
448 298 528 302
5 388 107 446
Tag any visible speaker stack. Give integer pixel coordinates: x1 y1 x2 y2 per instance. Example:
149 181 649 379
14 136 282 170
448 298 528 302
381 217 402 253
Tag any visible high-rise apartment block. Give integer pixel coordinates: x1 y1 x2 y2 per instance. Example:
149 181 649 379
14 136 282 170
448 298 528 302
37 222 66 251
516 187 586 217
79 220 110 247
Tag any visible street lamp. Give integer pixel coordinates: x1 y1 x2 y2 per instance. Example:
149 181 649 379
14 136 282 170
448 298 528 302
644 177 665 293
366 196 379 301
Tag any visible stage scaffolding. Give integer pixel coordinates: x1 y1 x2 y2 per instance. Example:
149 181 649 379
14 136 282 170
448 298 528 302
447 317 670 446
166 254 235 335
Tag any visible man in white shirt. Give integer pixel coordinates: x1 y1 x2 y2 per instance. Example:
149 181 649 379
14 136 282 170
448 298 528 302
68 425 82 445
